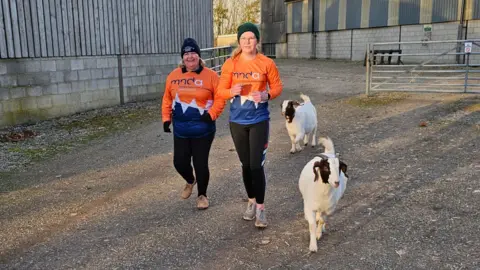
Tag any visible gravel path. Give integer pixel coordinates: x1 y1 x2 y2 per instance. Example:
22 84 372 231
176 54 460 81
1 59 479 269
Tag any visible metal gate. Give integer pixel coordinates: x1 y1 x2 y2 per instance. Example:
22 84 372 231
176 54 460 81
201 45 232 74
365 40 480 95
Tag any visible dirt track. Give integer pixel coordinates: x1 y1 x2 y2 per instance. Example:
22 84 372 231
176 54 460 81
1 59 479 269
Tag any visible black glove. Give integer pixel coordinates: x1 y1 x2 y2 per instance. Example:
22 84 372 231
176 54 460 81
163 121 171 133
200 113 213 123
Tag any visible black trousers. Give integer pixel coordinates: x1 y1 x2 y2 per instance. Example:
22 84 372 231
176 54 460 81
173 133 215 197
229 120 269 204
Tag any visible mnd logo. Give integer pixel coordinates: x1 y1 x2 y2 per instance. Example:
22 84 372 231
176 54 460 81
233 71 261 80
171 77 203 86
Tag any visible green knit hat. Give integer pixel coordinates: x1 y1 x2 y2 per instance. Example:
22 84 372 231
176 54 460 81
237 22 260 42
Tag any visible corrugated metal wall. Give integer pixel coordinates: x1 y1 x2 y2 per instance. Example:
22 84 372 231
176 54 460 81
473 0 480 19
0 0 213 59
345 0 361 29
324 0 339 31
313 0 320 31
286 0 480 33
292 1 303 32
369 0 389 28
432 0 459 23
399 0 421 25
261 0 287 43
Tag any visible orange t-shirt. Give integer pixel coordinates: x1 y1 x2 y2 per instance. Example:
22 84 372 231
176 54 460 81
162 66 225 121
161 66 226 138
217 53 283 124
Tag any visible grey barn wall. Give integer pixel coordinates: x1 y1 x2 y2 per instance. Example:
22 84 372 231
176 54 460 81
285 20 480 62
0 0 214 128
0 0 213 59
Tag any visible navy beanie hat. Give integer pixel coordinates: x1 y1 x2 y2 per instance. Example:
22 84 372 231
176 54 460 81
237 22 260 41
181 38 201 58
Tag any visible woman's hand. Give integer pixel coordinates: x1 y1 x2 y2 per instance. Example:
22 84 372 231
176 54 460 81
250 91 269 103
163 121 171 133
230 84 243 97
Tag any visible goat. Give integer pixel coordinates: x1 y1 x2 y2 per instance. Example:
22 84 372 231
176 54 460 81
298 137 349 252
280 94 318 154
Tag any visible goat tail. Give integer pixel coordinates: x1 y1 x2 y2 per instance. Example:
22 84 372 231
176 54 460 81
313 161 322 182
319 136 335 154
300 93 311 103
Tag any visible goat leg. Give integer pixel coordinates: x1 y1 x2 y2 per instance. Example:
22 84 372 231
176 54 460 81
303 133 309 146
316 213 322 240
305 208 318 252
290 134 297 154
311 127 317 147
317 213 327 239
294 133 304 152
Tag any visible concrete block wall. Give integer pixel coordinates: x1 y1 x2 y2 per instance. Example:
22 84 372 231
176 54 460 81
466 20 480 38
0 54 177 127
466 20 480 65
351 27 401 61
284 21 480 63
316 30 352 59
287 33 312 58
399 23 459 64
275 43 288 58
315 32 329 59
121 55 177 103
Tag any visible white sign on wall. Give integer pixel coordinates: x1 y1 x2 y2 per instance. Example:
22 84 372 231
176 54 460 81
465 42 473 54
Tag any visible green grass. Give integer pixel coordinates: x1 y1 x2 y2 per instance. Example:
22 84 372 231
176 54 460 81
3 106 160 170
345 92 410 108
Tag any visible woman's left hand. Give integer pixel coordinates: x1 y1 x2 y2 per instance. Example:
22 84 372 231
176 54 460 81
250 91 269 103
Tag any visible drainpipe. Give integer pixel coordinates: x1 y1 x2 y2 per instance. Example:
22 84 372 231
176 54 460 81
311 0 316 59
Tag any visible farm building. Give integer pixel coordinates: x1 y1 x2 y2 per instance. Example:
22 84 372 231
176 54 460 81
0 0 214 127
261 0 480 61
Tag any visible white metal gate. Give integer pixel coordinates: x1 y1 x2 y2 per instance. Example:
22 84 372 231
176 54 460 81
365 40 480 95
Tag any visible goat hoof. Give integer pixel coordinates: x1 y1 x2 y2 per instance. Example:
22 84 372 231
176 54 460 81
304 143 308 146
309 244 318 252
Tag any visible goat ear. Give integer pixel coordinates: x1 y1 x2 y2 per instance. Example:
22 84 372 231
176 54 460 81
285 101 296 123
319 159 330 184
313 161 321 182
286 101 294 109
339 161 349 178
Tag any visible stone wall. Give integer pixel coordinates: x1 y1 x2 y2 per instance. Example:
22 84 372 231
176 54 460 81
0 54 177 127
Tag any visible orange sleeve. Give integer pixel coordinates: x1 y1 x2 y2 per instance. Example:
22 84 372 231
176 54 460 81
266 59 283 100
217 59 235 100
161 74 173 122
207 72 226 120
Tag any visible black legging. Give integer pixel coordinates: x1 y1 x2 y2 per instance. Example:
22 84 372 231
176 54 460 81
173 133 215 197
229 120 269 204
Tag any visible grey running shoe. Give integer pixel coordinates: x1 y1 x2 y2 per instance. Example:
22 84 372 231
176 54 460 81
255 208 267 228
243 201 256 220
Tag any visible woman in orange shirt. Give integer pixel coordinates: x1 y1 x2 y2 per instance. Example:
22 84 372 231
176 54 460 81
217 23 283 228
162 38 226 210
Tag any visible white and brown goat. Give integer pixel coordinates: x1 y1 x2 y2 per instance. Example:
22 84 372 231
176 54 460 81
298 137 349 252
280 94 318 154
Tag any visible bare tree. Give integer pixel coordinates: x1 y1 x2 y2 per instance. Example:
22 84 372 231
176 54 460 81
213 0 260 36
